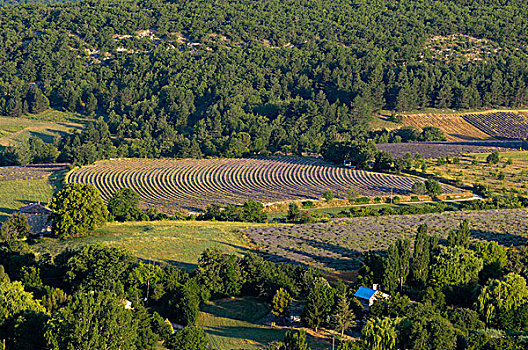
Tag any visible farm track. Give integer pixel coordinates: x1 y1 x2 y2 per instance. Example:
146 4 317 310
67 157 459 212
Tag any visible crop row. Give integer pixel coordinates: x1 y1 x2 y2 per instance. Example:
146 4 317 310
67 157 458 211
462 112 528 139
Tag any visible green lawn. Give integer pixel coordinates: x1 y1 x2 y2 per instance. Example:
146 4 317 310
32 220 276 271
198 297 330 350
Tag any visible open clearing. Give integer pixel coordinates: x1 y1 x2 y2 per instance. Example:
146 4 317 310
0 110 85 147
426 151 528 196
32 220 269 271
198 297 329 350
67 157 460 212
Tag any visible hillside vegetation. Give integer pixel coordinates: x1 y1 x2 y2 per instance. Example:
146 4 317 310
1 0 528 159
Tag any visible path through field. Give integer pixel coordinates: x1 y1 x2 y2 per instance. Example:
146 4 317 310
67 157 459 212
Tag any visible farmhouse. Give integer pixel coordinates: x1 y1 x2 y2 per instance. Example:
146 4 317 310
354 284 390 310
19 203 52 235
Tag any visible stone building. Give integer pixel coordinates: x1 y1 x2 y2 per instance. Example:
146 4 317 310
19 203 52 235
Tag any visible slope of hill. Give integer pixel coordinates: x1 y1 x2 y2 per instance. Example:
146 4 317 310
1 0 528 158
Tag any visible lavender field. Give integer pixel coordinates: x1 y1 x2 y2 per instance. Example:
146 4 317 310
377 140 528 158
244 208 528 271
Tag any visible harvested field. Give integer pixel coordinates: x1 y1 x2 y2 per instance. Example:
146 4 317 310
67 157 459 212
0 164 69 181
244 209 528 271
377 140 528 158
400 113 491 141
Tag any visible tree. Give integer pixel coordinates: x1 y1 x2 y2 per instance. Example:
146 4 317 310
27 87 49 114
165 327 208 350
373 151 393 172
49 183 109 238
287 203 301 222
346 189 359 203
474 241 508 282
63 244 135 291
107 188 142 222
272 288 293 318
383 238 411 294
408 315 456 350
362 317 399 350
241 199 267 222
282 330 308 350
0 213 31 242
477 273 528 327
419 126 446 141
323 189 334 202
44 291 152 350
487 151 500 164
429 247 483 288
424 179 442 196
166 281 201 326
334 293 355 336
302 278 335 332
411 224 438 286
411 182 426 195
0 280 45 328
447 219 470 248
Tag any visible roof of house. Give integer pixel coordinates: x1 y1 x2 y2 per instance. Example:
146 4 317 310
19 203 53 214
354 286 377 300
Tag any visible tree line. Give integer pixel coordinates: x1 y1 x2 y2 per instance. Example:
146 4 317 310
0 0 527 162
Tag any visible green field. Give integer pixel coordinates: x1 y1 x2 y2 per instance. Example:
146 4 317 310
0 179 56 221
32 220 276 271
198 297 329 350
0 110 86 148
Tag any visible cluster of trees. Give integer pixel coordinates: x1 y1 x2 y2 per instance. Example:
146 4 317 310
0 0 527 163
352 221 528 349
198 200 267 223
370 126 447 144
0 239 320 349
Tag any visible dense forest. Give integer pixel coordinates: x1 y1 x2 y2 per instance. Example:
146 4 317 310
1 0 528 160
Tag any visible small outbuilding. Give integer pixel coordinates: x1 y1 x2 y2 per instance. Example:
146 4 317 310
354 284 390 310
19 203 52 235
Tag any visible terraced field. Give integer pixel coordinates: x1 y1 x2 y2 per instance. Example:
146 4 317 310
67 157 458 212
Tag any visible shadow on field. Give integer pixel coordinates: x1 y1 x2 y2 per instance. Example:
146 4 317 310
470 229 528 246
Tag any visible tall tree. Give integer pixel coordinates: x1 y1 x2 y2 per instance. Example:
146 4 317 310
447 219 470 248
302 278 335 332
334 293 355 336
383 238 411 294
412 224 438 286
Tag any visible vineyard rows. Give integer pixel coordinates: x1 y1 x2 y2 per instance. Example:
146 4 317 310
67 157 458 212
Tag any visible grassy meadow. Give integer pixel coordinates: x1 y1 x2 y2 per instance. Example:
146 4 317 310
0 109 85 148
426 151 528 196
197 297 329 350
0 179 56 221
32 220 277 271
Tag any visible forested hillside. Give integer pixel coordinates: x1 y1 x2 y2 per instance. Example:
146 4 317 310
1 0 528 159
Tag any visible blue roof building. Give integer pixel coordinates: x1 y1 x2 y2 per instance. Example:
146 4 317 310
354 285 390 310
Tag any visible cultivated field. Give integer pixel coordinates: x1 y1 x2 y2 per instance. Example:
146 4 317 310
0 164 67 221
67 157 459 212
244 208 528 271
462 112 528 139
377 140 528 159
400 113 491 141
